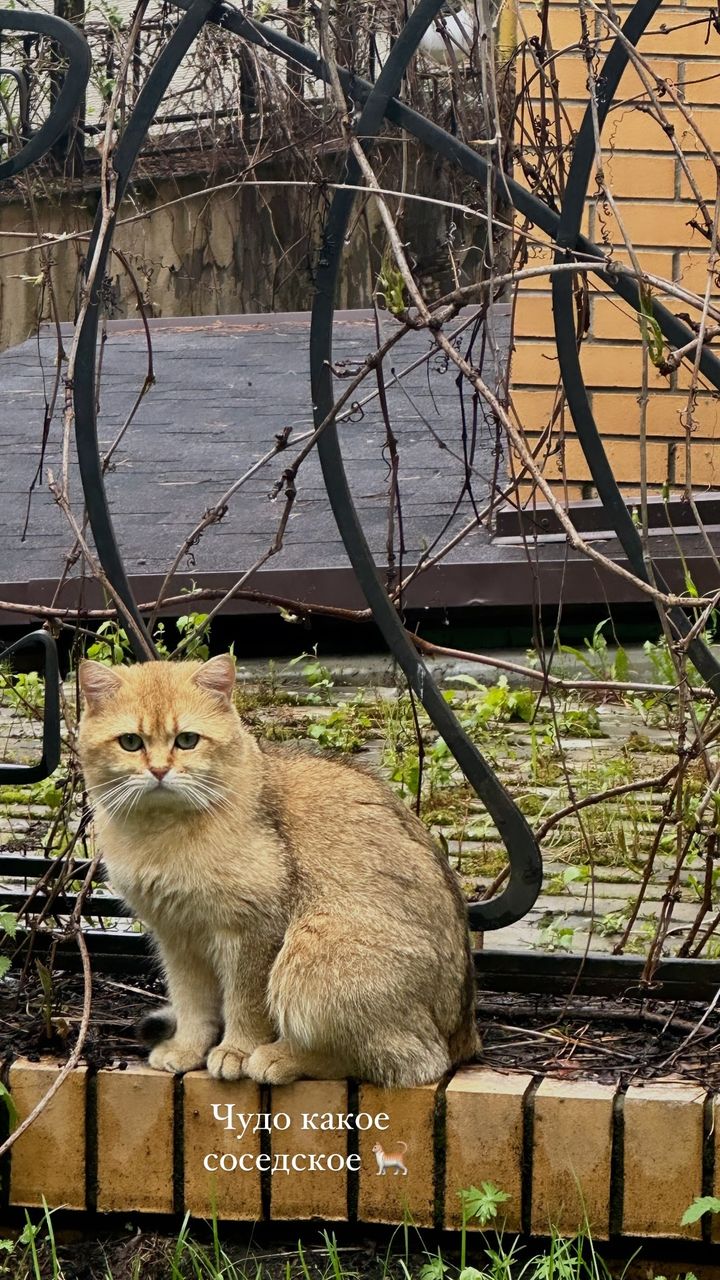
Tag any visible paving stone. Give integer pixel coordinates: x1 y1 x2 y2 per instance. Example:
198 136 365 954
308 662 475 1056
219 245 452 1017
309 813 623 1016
444 1067 531 1231
97 1063 174 1213
0 652 707 960
623 1082 705 1238
9 1060 87 1209
357 1083 438 1226
532 1078 616 1238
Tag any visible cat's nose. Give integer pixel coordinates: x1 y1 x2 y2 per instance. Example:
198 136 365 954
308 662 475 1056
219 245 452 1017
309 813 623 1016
149 766 170 781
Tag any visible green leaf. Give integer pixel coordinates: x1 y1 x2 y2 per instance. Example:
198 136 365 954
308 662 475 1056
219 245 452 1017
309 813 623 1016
681 1196 720 1225
420 1259 446 1280
0 1081 18 1131
0 910 17 939
459 1182 510 1225
0 956 10 979
562 865 587 885
559 643 584 663
35 959 53 1003
512 689 536 722
451 675 487 691
17 1221 40 1245
614 644 630 682
637 286 665 367
377 255 407 318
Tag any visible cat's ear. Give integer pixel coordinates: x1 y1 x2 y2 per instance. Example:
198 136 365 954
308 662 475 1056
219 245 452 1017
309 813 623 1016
78 660 122 710
193 654 236 706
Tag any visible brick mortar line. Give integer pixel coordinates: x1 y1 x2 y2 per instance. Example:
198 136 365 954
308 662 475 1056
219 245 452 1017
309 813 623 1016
521 1075 542 1236
85 1066 98 1214
702 1091 716 1247
432 1073 451 1231
259 1083 272 1222
346 1078 360 1223
173 1074 185 1217
609 1085 627 1240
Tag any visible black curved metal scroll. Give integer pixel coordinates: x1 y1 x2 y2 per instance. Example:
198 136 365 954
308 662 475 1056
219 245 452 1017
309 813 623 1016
308 0 542 931
0 10 90 181
0 632 60 784
552 0 720 697
11 0 720 926
0 10 86 785
73 0 221 659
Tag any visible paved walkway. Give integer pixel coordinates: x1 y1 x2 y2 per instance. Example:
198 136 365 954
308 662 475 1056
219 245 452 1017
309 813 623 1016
3 309 717 619
0 655 699 960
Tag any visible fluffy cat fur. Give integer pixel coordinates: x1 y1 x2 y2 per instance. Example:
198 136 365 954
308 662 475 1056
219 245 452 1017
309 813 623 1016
77 654 479 1086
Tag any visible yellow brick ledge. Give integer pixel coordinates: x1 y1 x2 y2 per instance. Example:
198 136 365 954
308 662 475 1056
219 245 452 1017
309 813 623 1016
1 1059 715 1239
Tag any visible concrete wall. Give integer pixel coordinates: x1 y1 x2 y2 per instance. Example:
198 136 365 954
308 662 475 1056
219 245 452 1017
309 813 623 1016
0 151 488 352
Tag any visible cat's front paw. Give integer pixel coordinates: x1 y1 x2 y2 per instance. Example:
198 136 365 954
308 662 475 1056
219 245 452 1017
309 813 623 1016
148 1037 209 1074
206 1041 254 1081
245 1041 302 1085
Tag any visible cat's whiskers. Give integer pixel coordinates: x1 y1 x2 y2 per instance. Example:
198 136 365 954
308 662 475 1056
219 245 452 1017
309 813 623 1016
86 778 132 797
86 778 135 809
194 776 234 807
94 775 149 819
125 785 149 818
103 791 142 819
171 781 212 813
176 779 222 808
90 770 233 819
173 774 232 814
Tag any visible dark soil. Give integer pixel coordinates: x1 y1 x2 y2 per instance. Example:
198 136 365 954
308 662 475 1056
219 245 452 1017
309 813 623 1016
478 992 720 1088
2 969 719 1088
0 1223 451 1280
0 1201 716 1280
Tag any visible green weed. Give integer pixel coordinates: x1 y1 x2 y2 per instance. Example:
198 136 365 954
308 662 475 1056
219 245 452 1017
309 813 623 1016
0 1191 647 1280
0 668 45 718
560 619 630 684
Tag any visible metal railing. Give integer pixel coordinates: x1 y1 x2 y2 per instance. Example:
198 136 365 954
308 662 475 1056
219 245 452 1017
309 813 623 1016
0 1 458 181
2 0 720 965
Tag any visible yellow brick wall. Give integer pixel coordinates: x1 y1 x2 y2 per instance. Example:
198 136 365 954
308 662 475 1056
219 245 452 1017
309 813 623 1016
510 2 720 498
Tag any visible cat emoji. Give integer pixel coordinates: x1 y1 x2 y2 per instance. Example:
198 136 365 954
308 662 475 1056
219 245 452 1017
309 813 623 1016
372 1140 408 1175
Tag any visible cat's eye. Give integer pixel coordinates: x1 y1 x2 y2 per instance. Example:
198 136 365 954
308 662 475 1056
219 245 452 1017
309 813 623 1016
175 732 200 750
118 733 143 752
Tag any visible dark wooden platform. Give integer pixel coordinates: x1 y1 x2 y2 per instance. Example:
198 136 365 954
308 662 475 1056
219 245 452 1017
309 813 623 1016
0 308 718 621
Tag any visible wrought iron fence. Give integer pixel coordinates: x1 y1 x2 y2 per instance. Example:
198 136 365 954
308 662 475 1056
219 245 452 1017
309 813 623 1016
2 0 720 989
0 0 493 182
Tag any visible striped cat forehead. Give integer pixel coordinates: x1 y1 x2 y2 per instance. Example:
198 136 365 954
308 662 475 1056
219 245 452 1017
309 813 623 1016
136 711 182 739
121 696 219 738
79 656 236 715
98 706 196 738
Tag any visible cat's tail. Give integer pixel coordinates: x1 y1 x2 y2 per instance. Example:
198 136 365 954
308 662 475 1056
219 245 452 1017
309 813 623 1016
396 1141 408 1151
136 1006 176 1047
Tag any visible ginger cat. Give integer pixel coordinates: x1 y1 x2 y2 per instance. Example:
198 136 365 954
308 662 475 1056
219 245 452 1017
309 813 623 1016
77 654 479 1086
372 1141 408 1175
